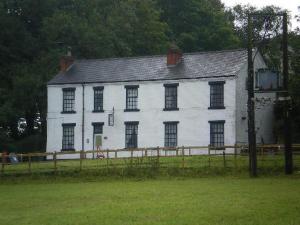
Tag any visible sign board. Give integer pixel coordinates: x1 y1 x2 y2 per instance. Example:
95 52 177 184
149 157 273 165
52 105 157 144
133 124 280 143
255 69 281 91
108 107 114 126
108 114 114 126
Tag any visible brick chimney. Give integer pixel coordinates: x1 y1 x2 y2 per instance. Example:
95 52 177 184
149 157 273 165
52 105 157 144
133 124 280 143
60 49 74 72
167 47 182 66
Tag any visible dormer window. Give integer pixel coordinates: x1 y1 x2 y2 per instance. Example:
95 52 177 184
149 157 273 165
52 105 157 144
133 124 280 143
62 88 76 113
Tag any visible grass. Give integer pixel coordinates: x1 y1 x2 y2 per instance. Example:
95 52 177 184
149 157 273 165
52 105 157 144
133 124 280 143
1 177 300 225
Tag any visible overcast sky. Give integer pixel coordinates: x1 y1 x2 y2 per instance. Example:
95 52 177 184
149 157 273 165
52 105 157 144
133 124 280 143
221 0 299 29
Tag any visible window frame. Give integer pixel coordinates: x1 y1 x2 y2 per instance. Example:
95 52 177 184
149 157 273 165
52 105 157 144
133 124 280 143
124 85 140 112
208 81 225 110
124 121 139 148
62 88 76 113
61 123 76 151
164 83 179 111
92 122 104 134
164 121 179 147
93 86 104 113
209 120 225 148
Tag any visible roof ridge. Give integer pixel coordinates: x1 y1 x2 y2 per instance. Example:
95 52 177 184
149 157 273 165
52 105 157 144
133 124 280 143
75 48 247 62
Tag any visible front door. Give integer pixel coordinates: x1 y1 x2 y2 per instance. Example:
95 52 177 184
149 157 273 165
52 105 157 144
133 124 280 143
94 134 102 150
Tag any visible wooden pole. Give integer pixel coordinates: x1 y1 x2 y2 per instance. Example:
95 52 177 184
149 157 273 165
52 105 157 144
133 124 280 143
247 14 257 177
282 12 293 174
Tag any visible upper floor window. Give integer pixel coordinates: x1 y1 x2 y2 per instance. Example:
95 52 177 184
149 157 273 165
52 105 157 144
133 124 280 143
93 87 104 112
209 81 225 109
62 123 76 151
164 121 178 147
125 85 139 112
164 83 179 111
209 120 225 148
125 121 138 148
62 88 76 113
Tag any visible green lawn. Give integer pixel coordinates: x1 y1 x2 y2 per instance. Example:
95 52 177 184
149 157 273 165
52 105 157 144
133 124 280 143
1 177 300 225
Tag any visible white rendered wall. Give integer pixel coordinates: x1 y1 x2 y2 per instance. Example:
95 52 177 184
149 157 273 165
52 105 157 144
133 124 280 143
235 53 275 144
47 78 237 158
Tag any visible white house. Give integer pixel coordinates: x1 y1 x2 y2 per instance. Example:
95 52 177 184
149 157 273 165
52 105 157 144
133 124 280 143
46 49 274 158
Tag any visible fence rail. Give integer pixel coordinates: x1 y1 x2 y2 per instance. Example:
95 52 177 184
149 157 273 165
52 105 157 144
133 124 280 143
1 144 300 175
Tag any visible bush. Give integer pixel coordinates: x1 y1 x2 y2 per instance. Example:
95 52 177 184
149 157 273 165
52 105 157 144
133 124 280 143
5 134 46 153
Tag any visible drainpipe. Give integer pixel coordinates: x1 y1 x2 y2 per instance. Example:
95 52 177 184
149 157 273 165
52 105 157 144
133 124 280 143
82 84 85 153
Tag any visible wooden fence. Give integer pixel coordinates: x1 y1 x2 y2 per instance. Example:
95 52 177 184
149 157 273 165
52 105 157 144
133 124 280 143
1 144 300 175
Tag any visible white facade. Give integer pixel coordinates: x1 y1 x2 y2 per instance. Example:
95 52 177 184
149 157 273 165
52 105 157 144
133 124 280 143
46 52 275 157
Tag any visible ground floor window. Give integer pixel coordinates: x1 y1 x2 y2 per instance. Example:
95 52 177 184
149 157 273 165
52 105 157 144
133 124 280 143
164 122 178 147
125 122 139 148
209 121 225 147
62 123 76 151
92 122 104 134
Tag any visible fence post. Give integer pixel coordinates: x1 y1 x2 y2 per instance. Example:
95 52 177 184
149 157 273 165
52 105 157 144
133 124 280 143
234 144 237 170
223 150 226 168
115 151 117 159
176 148 178 157
106 149 109 169
1 153 5 175
28 154 31 174
189 148 191 156
80 150 83 171
208 145 211 167
182 146 185 169
54 152 57 173
261 145 264 167
157 146 160 166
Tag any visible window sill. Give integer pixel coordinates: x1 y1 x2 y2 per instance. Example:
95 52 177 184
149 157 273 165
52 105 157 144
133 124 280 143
163 108 179 111
208 106 225 110
61 148 75 152
61 111 76 114
92 110 104 113
124 109 140 112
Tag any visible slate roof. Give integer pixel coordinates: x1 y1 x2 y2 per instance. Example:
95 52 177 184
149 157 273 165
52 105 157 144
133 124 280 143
48 49 247 85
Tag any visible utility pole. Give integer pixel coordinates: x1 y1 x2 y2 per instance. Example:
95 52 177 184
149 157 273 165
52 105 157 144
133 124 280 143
247 15 257 177
282 13 293 174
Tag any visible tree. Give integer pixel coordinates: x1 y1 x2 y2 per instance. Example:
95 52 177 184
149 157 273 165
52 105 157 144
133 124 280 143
156 0 240 52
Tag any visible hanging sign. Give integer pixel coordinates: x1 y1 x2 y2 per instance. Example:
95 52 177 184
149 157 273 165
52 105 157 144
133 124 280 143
108 107 114 126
